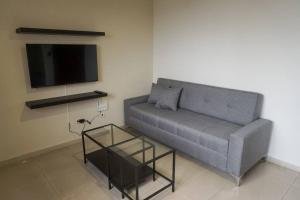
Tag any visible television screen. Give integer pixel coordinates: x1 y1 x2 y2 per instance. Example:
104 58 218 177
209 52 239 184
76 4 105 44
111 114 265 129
26 44 98 88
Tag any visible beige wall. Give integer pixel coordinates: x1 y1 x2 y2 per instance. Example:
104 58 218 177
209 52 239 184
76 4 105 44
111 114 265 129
154 0 300 168
0 0 153 162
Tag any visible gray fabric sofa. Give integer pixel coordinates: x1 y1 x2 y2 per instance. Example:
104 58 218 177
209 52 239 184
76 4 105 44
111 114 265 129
124 78 272 185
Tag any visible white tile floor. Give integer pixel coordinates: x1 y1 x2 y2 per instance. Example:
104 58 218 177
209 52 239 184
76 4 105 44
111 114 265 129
0 141 299 200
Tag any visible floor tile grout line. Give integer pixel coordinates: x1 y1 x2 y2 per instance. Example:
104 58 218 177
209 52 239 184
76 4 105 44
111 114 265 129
281 185 291 200
292 173 299 185
207 184 231 200
207 190 221 200
281 173 299 200
33 159 63 200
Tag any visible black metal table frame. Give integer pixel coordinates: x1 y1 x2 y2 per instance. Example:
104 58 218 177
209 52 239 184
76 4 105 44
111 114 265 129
81 124 176 200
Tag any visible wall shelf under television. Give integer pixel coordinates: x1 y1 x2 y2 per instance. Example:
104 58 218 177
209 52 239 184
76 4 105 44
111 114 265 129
16 27 105 37
25 91 107 109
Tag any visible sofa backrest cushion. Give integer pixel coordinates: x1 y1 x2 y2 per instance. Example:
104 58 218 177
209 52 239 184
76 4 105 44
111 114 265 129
157 78 263 125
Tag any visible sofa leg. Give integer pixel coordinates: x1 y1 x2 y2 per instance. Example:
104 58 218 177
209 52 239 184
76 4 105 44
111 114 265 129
234 176 242 186
261 156 267 162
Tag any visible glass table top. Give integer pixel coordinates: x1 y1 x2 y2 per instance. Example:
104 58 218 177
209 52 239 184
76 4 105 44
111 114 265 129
83 124 137 148
109 136 174 167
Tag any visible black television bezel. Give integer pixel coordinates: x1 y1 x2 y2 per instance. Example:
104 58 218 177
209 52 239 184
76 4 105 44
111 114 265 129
26 43 99 88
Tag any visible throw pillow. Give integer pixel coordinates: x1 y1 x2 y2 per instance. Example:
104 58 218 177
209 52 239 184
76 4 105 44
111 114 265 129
148 83 165 104
155 87 182 111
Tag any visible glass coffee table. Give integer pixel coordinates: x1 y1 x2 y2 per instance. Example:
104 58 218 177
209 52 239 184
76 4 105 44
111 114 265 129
81 124 176 200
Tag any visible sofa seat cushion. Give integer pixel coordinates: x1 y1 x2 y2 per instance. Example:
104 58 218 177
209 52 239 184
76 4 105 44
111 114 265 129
130 103 242 156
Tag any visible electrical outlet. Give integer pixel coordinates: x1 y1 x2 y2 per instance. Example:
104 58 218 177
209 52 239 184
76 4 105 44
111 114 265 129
97 100 108 112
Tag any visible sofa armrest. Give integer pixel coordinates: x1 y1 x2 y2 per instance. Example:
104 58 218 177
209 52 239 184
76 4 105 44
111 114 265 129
227 118 272 177
124 95 149 125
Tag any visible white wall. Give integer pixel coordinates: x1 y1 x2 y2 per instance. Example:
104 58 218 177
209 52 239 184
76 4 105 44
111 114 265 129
0 0 153 162
154 0 300 168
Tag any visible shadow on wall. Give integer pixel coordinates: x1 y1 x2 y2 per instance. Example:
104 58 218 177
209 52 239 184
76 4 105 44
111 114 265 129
20 104 67 122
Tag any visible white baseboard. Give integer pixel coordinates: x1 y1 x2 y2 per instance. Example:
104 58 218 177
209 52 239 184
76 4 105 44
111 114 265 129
0 130 111 168
267 156 300 173
0 138 82 167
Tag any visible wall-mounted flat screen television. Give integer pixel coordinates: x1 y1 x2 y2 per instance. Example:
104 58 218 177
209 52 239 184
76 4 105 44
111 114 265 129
26 44 98 88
